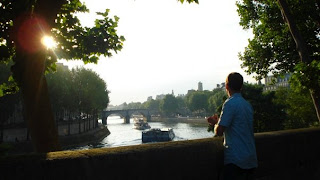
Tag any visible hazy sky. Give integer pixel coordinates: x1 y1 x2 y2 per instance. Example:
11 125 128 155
58 0 256 106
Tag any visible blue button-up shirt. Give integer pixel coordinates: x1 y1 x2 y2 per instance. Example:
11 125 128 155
218 93 258 169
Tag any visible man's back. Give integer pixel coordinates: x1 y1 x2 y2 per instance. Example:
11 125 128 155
218 93 258 169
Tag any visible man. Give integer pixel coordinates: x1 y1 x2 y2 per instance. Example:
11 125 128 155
207 72 258 180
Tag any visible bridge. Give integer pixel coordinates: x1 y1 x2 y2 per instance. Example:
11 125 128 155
101 109 153 124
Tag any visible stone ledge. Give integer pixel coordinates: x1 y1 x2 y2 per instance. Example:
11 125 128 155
1 127 320 180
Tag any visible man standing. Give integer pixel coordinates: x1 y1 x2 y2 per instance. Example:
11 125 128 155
207 72 258 180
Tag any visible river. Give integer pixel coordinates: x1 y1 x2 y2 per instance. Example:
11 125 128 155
73 116 214 150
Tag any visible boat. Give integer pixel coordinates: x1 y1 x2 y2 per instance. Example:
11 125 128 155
142 128 175 143
133 118 151 130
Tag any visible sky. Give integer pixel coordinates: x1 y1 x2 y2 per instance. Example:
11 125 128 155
58 0 256 106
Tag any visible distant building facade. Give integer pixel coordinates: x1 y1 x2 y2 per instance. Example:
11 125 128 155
187 89 196 95
216 82 226 89
156 94 166 100
56 62 68 71
263 74 291 91
198 81 203 91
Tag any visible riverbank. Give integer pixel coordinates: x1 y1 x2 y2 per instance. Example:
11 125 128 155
149 117 208 125
1 124 110 155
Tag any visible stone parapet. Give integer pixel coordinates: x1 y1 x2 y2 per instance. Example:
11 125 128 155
1 127 320 180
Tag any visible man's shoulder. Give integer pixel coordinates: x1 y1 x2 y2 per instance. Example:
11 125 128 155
225 94 242 104
225 94 252 108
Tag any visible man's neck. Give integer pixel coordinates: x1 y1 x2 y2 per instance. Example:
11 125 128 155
228 90 241 97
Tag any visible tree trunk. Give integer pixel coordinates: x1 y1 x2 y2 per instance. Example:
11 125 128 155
9 0 66 153
11 11 62 152
16 51 61 152
10 48 60 152
277 0 320 122
310 90 320 121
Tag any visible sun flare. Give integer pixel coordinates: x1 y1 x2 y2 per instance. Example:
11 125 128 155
41 36 57 49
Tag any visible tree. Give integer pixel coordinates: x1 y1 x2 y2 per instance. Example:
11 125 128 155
242 84 286 132
0 0 199 152
186 91 209 116
46 66 109 121
160 94 179 117
126 102 143 109
274 87 318 129
71 68 109 114
237 0 320 121
208 88 227 114
144 99 160 112
0 62 22 125
46 65 74 113
0 0 124 152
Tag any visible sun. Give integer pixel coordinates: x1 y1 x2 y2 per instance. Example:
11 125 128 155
41 36 57 49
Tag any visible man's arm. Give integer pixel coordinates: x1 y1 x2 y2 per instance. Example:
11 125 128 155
214 124 225 136
207 114 226 136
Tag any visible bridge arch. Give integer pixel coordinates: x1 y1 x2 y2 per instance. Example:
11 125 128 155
101 109 152 125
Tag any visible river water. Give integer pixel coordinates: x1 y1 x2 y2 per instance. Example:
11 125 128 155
74 116 214 150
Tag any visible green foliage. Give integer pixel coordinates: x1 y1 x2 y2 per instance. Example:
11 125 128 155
0 62 21 124
237 0 320 121
208 89 227 114
186 91 208 113
237 0 320 80
179 0 199 4
274 87 318 129
242 83 286 132
291 60 320 93
46 66 109 114
237 0 297 79
160 94 179 117
0 62 19 97
53 8 125 63
144 99 160 111
185 90 215 116
0 0 125 95
126 102 143 109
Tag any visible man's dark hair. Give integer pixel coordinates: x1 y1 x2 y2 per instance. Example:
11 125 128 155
226 72 243 91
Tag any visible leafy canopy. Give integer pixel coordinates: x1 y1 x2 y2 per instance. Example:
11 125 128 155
237 0 320 80
0 0 125 95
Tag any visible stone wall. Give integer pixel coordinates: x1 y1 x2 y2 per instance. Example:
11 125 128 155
2 119 97 142
1 127 320 180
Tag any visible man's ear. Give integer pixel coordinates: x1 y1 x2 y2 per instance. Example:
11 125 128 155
225 83 229 91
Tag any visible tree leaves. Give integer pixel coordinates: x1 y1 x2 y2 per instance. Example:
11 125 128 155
237 0 320 80
291 60 320 92
53 8 125 63
46 66 109 113
179 0 199 4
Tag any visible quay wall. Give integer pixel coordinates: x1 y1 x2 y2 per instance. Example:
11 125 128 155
1 127 320 180
2 119 97 142
3 124 110 154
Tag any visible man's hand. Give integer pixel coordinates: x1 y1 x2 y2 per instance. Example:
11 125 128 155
207 114 218 126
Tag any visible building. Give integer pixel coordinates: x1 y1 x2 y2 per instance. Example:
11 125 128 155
156 94 166 100
147 96 153 101
216 82 226 89
56 62 68 71
187 89 196 95
263 74 291 91
198 81 203 91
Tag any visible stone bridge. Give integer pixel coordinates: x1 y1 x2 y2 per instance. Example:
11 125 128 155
101 109 153 124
